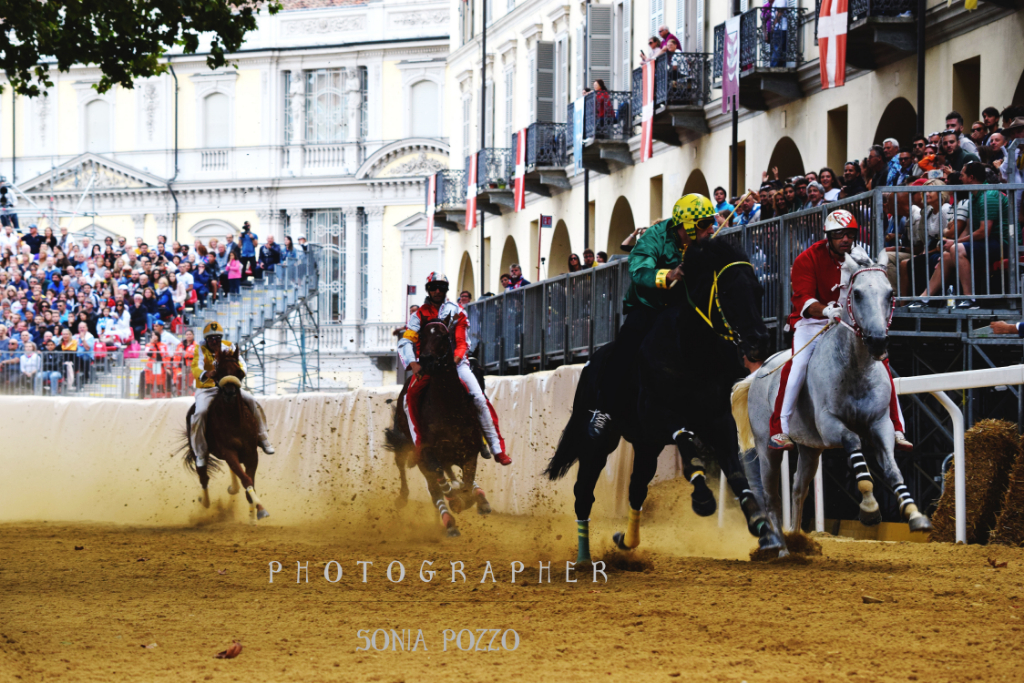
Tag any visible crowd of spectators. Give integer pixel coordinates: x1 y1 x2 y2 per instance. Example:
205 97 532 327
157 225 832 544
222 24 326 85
0 219 306 396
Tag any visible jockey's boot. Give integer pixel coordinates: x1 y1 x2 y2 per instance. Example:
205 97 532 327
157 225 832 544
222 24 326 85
587 410 612 440
493 451 512 466
479 436 493 459
769 433 795 451
258 436 276 455
894 431 913 452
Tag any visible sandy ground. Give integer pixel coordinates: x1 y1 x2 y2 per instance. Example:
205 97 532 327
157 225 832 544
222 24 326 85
2 477 1023 683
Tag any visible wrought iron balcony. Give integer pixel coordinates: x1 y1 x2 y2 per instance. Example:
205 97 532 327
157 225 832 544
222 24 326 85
713 7 805 110
526 122 568 170
631 52 712 144
424 169 466 228
815 0 916 69
565 90 634 174
476 148 514 193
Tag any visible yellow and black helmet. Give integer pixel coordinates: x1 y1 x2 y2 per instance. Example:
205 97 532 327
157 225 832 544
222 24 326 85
671 194 716 239
203 321 225 339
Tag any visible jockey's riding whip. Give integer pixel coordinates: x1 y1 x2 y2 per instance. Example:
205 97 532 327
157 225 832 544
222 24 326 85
755 320 838 379
711 189 757 239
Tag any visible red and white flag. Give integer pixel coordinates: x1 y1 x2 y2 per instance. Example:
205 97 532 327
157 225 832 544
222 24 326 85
425 173 436 245
513 129 527 212
465 153 478 231
640 59 656 163
818 0 848 90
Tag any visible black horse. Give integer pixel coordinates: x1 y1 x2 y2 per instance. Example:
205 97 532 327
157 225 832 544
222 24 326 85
544 237 773 562
385 315 493 538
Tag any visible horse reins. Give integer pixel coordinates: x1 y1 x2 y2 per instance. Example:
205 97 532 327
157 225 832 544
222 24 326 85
421 320 455 369
840 267 894 338
684 260 755 343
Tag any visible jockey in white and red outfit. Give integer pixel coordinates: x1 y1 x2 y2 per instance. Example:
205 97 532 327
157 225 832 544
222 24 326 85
769 209 912 452
397 273 512 466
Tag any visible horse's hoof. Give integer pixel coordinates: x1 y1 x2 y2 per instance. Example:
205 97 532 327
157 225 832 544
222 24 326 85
778 548 791 559
257 509 270 520
612 531 631 551
690 477 717 517
395 496 409 510
476 501 492 515
859 508 883 527
198 489 210 508
448 496 465 514
909 514 932 533
758 530 785 551
227 484 239 495
446 527 461 538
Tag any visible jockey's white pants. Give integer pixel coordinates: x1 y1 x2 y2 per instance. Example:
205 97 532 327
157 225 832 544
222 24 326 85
190 387 270 467
403 359 505 456
778 319 906 435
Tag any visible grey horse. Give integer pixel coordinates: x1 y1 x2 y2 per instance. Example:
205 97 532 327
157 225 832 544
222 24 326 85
731 246 932 556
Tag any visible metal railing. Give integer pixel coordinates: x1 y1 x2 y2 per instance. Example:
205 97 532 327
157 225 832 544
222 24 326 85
567 90 632 144
715 6 804 82
815 0 916 40
467 181 1024 374
631 52 712 121
424 169 467 212
476 148 513 192
525 122 568 170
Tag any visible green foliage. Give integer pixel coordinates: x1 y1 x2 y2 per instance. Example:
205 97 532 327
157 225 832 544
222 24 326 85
0 0 282 97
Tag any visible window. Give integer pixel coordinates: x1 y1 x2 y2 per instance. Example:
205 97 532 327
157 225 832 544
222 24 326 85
306 209 346 322
484 80 494 147
555 36 569 122
283 71 294 143
359 66 369 140
587 5 613 89
411 81 440 137
675 0 686 47
650 0 664 37
359 208 369 321
84 100 111 153
460 0 475 45
507 0 515 11
462 94 472 155
305 68 347 144
617 0 631 91
203 93 230 147
503 67 514 147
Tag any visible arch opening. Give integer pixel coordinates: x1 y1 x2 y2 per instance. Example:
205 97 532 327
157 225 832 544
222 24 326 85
873 97 917 152
547 220 572 277
498 236 520 289
457 251 475 300
607 197 636 256
767 137 805 180
682 169 711 198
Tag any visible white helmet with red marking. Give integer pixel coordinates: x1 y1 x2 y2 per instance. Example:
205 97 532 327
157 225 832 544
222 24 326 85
823 209 858 234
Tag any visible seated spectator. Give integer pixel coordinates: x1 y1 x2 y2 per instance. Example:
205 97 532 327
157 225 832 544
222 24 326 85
153 277 175 321
39 339 63 395
582 249 596 268
507 263 530 289
840 160 867 198
736 191 762 226
713 186 734 214
619 227 646 254
596 251 608 264
20 341 40 394
128 292 148 342
865 145 889 190
568 253 583 272
803 181 827 209
945 111 978 155
940 129 980 172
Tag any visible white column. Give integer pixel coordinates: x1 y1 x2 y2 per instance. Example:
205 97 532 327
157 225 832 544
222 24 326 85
365 205 384 323
342 207 360 333
287 72 304 175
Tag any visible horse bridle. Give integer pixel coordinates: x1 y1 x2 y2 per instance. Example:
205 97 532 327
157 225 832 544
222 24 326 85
840 266 894 338
420 319 455 370
685 260 754 344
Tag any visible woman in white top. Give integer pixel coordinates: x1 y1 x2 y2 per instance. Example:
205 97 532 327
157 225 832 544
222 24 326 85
20 341 41 393
818 168 842 201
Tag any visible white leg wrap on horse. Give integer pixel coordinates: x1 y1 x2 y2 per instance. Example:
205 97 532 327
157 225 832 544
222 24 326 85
894 484 916 515
848 452 872 483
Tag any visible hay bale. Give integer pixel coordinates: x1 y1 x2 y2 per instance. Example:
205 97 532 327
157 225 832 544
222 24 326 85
989 441 1024 547
930 419 1019 544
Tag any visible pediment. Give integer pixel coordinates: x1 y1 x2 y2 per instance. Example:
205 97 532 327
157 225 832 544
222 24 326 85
357 138 449 179
20 153 167 194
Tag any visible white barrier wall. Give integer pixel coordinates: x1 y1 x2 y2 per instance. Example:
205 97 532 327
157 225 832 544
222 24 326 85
0 366 682 525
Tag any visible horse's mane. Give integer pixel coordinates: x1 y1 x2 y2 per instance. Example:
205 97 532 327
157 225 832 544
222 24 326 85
680 237 749 287
841 245 875 276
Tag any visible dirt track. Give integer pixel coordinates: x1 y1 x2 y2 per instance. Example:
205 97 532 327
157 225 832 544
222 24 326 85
2 477 1023 683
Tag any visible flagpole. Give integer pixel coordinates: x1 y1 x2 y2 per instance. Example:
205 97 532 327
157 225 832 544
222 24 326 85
730 98 738 199
916 0 925 134
583 0 590 252
479 0 487 295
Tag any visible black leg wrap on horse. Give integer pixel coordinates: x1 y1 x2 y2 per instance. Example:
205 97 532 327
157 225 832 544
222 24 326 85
893 483 914 515
848 452 872 483
739 488 769 537
676 429 716 517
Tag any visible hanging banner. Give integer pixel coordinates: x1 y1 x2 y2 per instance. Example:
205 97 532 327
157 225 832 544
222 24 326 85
572 98 585 176
721 15 741 114
425 173 436 246
640 59 656 163
818 0 848 90
514 129 528 212
465 153 478 231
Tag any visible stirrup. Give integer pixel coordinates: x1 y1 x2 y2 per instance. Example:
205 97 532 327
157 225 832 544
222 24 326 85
894 431 913 452
769 433 795 450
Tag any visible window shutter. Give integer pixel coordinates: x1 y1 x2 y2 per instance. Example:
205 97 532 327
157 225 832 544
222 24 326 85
504 67 514 147
485 80 494 147
676 0 685 48
650 0 664 37
556 35 569 121
529 52 536 122
621 0 631 91
696 0 703 52
588 5 613 88
462 95 472 156
576 26 584 97
739 0 748 12
535 41 555 123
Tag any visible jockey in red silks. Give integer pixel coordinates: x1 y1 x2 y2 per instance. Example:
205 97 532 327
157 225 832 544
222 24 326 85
769 209 912 452
397 273 512 466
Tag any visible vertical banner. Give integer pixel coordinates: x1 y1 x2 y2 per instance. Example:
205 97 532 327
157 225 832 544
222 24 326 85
425 174 436 246
640 59 656 163
818 0 848 90
465 153 478 231
721 15 741 114
514 129 527 212
572 98 585 176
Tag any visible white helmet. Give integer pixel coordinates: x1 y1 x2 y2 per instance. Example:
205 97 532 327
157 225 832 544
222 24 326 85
823 209 859 234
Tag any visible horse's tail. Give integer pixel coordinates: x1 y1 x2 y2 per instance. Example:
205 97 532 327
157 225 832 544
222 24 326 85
731 373 756 452
544 364 598 481
383 427 411 453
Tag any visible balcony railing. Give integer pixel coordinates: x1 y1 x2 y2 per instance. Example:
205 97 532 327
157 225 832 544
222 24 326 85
476 148 514 192
200 148 230 172
424 169 467 212
319 322 403 355
526 122 568 170
714 6 804 82
567 90 632 144
631 52 712 121
816 0 915 38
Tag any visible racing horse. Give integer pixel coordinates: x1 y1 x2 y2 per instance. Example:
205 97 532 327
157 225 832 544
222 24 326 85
732 246 932 557
385 315 492 537
545 237 773 563
179 345 270 524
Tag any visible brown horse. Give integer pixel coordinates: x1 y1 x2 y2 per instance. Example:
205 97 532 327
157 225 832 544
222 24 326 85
180 345 270 524
385 315 492 537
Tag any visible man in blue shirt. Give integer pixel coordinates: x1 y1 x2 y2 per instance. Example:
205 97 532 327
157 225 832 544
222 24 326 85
257 234 283 274
713 186 734 214
735 192 761 226
238 222 258 283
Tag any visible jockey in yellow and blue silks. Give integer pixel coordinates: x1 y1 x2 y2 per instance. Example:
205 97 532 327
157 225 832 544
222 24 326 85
189 321 275 468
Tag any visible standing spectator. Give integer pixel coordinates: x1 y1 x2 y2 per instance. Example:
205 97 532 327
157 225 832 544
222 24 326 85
894 150 916 185
568 254 583 272
20 341 40 394
713 186 734 214
225 251 243 294
736 191 762 226
151 319 181 352
128 293 148 342
0 337 21 390
882 138 901 185
22 224 45 255
582 249 596 268
258 234 283 274
592 80 613 131
865 145 889 190
596 251 608 264
945 111 978 155
657 25 679 49
641 36 663 62
238 222 258 281
0 223 19 257
969 121 988 150
500 274 512 290
769 0 790 67
458 291 472 306
818 168 841 201
620 226 646 253
841 160 868 197
508 263 530 289
74 321 95 385
0 177 19 231
283 236 298 262
192 261 213 307
42 226 57 250
792 177 809 207
803 182 827 209
940 130 980 172
39 339 63 395
154 277 175 321
981 106 1001 139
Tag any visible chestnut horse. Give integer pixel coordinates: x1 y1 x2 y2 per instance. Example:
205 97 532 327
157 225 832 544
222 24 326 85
180 345 270 524
385 314 492 537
